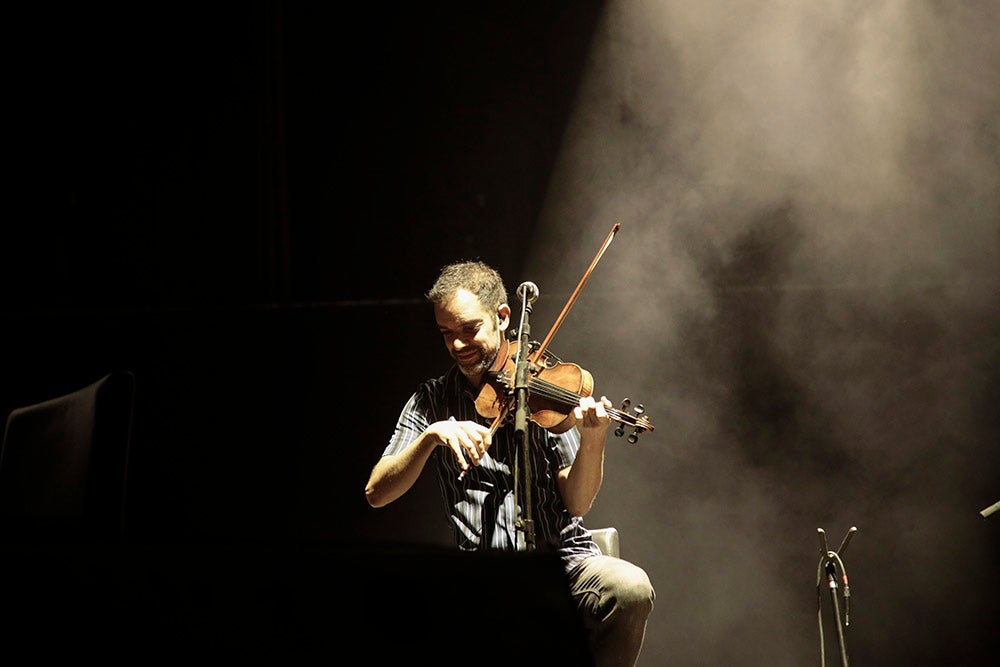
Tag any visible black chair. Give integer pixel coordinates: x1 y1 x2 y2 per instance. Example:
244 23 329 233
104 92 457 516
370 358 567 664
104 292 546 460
0 371 135 544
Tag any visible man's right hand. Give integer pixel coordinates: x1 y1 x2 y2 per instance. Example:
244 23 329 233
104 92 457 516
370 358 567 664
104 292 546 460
431 418 493 473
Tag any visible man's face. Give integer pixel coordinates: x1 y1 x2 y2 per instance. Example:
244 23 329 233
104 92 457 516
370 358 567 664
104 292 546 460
435 288 509 383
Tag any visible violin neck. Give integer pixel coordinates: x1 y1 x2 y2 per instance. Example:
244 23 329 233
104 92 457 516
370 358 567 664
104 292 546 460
526 376 650 431
490 370 653 433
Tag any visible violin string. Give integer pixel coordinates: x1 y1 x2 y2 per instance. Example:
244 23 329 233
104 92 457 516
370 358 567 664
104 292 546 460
526 376 583 404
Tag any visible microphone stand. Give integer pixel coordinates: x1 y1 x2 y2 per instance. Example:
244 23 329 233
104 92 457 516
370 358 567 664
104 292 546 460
512 286 536 551
816 527 857 667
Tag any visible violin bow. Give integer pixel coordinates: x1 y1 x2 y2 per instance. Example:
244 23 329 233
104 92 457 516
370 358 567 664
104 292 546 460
488 223 621 434
529 222 620 365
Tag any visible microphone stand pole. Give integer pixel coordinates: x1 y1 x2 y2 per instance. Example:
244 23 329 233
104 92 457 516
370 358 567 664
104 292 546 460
513 290 535 551
816 527 857 667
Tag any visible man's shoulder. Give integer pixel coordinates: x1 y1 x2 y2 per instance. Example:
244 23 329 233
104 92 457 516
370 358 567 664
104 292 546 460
414 365 464 397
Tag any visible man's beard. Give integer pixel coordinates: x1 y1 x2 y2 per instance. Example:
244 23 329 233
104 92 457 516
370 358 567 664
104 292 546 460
456 322 503 378
458 344 499 377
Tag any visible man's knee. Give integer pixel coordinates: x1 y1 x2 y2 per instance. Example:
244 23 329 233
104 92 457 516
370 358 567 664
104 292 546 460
608 561 655 616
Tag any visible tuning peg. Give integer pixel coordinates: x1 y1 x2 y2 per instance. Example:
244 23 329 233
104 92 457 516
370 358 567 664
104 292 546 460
614 399 632 438
628 404 648 443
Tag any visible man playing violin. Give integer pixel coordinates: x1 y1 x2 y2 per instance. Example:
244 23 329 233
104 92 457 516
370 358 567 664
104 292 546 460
365 260 654 667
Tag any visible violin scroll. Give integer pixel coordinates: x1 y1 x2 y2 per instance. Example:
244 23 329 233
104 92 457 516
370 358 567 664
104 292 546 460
612 398 653 444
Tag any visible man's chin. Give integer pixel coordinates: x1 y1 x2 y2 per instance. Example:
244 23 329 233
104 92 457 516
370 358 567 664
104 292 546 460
456 357 487 377
455 348 498 378
457 361 482 376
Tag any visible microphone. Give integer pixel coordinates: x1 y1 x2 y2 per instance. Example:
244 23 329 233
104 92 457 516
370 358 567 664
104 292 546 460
516 281 539 304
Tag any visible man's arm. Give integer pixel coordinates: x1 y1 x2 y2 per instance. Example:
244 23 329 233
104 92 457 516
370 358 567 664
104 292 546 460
365 418 493 507
557 395 611 517
364 432 438 508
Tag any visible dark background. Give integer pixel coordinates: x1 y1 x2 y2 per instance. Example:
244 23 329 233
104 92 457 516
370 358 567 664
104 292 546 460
2 3 998 665
2 2 599 544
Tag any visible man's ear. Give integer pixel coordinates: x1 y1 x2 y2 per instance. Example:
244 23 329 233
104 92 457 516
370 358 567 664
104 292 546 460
497 304 511 332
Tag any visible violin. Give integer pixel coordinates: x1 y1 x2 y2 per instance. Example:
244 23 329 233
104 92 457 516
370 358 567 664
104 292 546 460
475 336 655 443
466 222 654 446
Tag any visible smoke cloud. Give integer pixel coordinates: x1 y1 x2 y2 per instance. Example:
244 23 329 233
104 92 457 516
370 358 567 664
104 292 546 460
525 2 1000 664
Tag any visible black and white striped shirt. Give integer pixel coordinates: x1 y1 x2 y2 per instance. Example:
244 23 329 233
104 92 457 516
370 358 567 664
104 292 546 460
384 364 601 571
